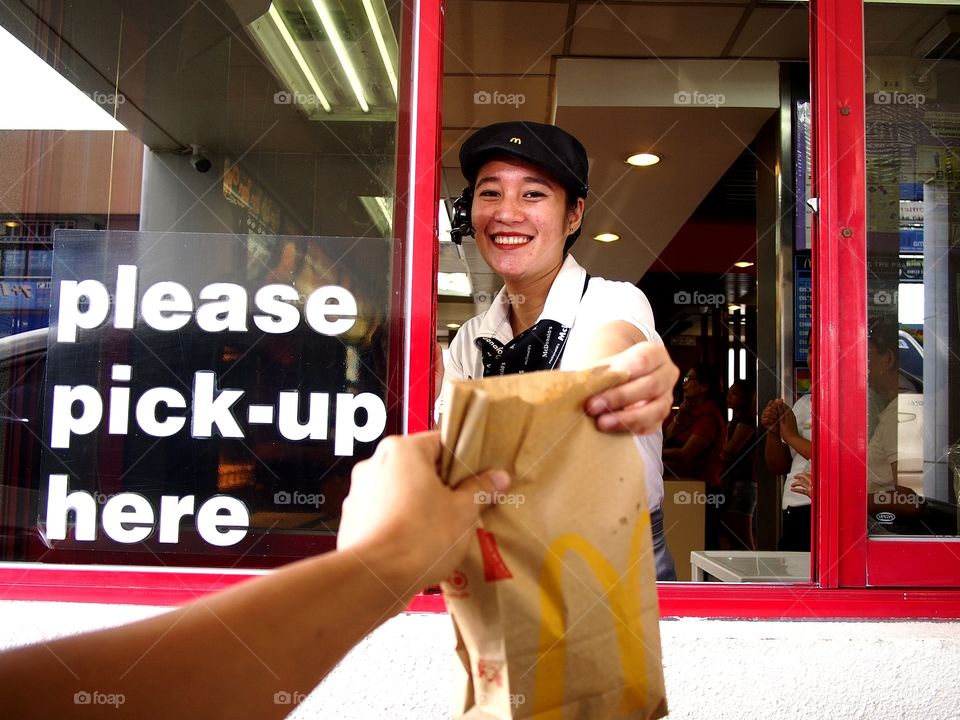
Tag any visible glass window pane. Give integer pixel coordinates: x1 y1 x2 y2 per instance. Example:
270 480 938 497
0 0 409 567
865 2 960 537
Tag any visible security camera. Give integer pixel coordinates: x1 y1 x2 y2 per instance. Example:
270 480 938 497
189 145 212 174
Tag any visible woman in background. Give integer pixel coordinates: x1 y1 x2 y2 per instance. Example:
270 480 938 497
720 378 757 549
663 363 726 549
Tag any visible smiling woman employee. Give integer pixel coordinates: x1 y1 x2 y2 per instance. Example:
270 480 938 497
440 121 680 580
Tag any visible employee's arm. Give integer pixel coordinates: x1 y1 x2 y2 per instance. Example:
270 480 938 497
0 433 508 720
778 404 812 461
762 400 794 474
580 320 680 436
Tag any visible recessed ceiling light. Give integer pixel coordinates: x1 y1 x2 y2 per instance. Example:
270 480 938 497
734 261 754 268
446 323 460 329
3 221 17 228
625 153 660 167
594 232 620 243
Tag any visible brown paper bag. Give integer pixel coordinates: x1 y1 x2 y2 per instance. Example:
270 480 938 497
439 368 667 720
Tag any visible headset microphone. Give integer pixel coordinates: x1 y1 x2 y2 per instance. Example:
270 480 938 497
450 187 474 245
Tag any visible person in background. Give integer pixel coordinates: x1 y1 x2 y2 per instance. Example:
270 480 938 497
663 363 726 549
439 121 680 580
791 320 920 529
720 378 758 550
0 433 509 720
762 394 812 551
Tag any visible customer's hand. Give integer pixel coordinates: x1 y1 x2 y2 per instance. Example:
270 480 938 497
586 342 680 436
337 432 509 589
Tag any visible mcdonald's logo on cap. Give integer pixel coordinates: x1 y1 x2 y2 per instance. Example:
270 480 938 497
509 137 522 144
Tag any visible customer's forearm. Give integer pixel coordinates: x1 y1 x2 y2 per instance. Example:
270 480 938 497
0 548 415 720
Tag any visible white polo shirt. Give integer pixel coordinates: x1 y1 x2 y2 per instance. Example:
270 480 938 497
781 394 813 509
441 254 665 512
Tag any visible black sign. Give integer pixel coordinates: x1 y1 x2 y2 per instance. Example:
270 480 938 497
37 231 394 562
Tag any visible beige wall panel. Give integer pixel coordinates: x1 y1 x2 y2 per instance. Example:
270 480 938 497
442 76 552 132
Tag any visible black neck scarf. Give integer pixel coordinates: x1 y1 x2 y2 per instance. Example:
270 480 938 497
477 274 590 377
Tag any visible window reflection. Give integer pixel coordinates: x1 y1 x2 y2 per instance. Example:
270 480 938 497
0 1 406 567
865 3 960 536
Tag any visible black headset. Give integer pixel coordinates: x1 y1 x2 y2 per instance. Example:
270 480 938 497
450 187 473 245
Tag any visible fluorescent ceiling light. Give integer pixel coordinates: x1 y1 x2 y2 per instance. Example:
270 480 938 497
594 232 620 243
310 0 370 112
267 4 331 112
438 272 472 297
626 153 660 167
359 196 393 236
0 25 125 131
733 261 754 268
361 0 398 99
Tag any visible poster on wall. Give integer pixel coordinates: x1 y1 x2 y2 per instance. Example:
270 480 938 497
794 253 812 364
35 231 394 565
794 101 813 252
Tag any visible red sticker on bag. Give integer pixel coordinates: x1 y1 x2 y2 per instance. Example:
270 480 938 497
476 528 513 581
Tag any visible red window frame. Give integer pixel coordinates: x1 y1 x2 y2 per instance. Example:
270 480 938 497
0 0 444 610
2 0 959 616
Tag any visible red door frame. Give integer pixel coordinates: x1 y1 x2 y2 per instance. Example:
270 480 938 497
2 0 959 614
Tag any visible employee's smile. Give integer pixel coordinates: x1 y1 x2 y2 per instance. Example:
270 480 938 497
491 233 533 246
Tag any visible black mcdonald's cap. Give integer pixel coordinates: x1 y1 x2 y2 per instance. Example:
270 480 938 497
459 121 589 199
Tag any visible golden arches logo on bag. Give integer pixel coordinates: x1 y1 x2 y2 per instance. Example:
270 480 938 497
533 512 652 717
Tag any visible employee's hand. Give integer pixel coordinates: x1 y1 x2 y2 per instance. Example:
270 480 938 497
790 471 813 498
586 342 680 436
337 432 509 589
